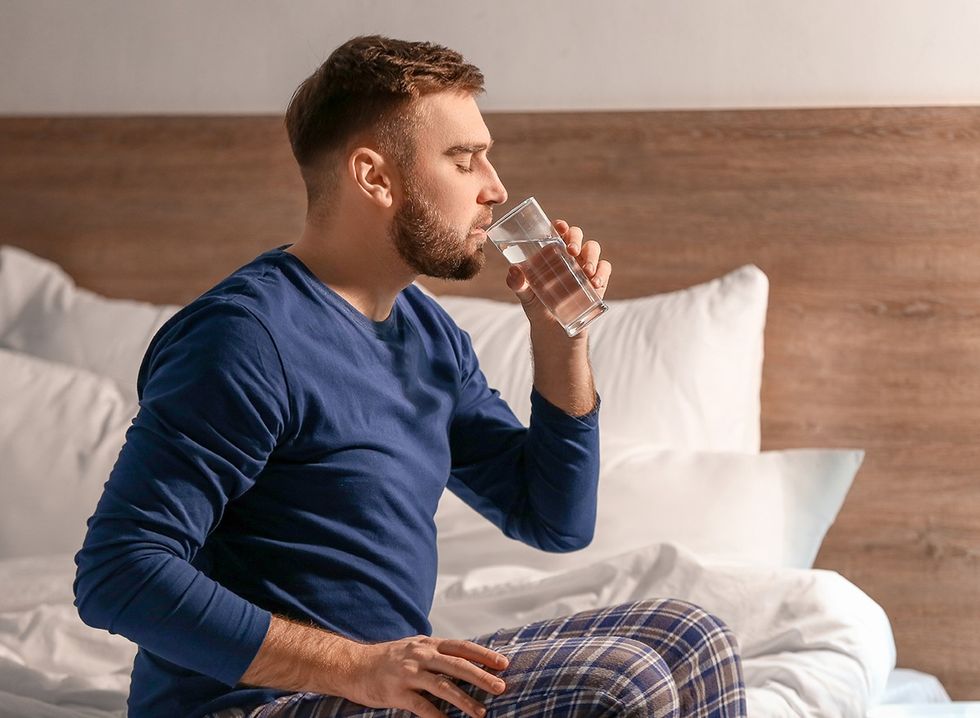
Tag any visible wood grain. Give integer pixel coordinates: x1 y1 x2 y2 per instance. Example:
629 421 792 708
1 107 978 698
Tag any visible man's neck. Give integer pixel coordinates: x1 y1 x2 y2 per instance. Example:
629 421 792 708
286 218 415 323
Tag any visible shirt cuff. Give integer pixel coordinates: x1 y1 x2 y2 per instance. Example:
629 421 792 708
530 386 601 426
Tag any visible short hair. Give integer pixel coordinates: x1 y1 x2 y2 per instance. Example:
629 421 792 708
284 35 485 215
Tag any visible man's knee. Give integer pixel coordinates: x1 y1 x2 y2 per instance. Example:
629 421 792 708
630 597 742 658
580 636 680 718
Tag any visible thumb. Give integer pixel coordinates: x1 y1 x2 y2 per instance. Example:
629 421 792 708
506 265 538 308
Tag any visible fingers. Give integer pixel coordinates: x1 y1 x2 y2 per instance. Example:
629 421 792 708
422 673 489 718
553 218 611 293
421 639 508 718
577 240 601 276
429 653 507 696
553 219 582 255
403 693 449 718
553 217 598 269
592 259 612 291
436 638 509 670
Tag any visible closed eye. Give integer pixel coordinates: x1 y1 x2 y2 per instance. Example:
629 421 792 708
456 164 474 173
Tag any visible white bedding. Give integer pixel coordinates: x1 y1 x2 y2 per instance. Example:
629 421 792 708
431 541 897 717
0 245 939 717
0 542 914 718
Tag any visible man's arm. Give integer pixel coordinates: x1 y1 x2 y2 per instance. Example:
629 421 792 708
526 321 597 418
508 217 608 419
443 217 610 552
241 614 511 718
75 299 511 718
73 299 288 686
239 615 356 694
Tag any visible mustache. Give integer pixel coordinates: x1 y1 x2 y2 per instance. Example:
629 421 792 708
474 214 493 230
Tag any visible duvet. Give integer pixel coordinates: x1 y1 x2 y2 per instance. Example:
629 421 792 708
0 542 895 717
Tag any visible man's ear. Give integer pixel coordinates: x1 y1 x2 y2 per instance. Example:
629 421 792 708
349 147 395 208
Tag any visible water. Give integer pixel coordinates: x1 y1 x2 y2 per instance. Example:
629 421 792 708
496 237 607 334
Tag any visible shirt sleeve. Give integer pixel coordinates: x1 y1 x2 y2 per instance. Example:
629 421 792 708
72 298 288 687
446 326 601 553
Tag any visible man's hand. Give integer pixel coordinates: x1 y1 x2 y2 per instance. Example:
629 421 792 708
504 218 610 416
345 635 510 718
241 615 509 718
505 218 613 340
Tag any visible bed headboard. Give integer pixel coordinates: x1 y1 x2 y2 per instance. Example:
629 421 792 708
2 108 978 699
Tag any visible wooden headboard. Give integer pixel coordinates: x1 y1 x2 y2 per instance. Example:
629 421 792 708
1 108 978 699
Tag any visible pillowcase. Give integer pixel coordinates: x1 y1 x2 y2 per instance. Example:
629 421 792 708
431 264 769 452
0 349 135 559
435 444 863 575
0 245 180 406
1 248 766 453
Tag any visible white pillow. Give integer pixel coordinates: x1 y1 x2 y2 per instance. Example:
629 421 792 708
1 250 765 452
431 264 768 452
0 245 180 406
435 444 863 574
0 349 135 559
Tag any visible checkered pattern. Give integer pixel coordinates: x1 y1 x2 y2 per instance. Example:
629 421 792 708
208 597 746 717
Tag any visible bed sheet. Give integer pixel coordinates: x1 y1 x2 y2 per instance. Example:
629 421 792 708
0 546 948 718
877 668 952 705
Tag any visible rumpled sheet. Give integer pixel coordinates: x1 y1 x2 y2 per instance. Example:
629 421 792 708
430 542 897 718
0 543 896 717
0 554 132 718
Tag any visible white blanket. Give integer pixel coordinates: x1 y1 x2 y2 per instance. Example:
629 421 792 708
431 542 896 718
0 544 896 717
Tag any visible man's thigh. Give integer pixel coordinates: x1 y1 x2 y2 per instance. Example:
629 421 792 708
210 632 676 718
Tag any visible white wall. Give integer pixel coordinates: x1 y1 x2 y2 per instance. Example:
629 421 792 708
1 0 978 115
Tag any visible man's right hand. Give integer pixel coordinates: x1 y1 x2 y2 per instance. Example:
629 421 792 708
344 634 509 718
240 615 509 718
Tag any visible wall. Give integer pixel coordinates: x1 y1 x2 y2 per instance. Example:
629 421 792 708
1 0 979 115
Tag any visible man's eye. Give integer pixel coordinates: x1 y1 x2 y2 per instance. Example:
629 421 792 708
456 164 474 174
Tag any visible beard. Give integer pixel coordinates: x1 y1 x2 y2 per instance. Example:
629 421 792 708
388 177 488 281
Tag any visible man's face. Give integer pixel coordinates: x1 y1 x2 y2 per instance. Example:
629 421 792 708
388 91 508 281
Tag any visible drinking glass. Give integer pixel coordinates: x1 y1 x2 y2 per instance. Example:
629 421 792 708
486 197 609 336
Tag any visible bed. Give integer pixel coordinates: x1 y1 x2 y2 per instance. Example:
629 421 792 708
0 106 977 715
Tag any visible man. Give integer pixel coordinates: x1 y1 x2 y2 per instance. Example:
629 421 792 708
74 35 746 718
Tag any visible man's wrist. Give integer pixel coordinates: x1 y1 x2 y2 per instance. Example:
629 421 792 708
240 614 361 696
529 325 595 417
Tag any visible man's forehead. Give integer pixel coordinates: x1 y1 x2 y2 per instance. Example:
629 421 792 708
415 92 492 151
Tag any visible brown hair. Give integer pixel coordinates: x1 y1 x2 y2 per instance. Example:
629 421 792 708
284 35 485 213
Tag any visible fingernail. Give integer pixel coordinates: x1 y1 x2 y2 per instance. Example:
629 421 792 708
585 262 595 274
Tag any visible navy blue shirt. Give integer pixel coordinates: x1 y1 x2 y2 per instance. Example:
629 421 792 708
73 244 600 717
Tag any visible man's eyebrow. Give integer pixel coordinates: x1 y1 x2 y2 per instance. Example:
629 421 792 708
443 138 494 156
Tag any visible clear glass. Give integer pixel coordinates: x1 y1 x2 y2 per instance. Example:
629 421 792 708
486 197 609 336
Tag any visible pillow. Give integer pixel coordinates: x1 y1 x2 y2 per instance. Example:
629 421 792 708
435 444 863 574
0 245 180 406
0 349 135 559
431 264 768 452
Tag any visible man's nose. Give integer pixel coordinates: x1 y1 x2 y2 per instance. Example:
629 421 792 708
482 165 508 207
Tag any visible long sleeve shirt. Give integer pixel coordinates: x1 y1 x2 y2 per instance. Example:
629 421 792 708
72 244 601 718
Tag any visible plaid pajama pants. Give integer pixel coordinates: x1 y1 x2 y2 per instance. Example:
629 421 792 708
208 597 747 718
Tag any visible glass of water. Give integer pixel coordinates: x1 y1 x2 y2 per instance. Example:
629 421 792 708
486 197 609 337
